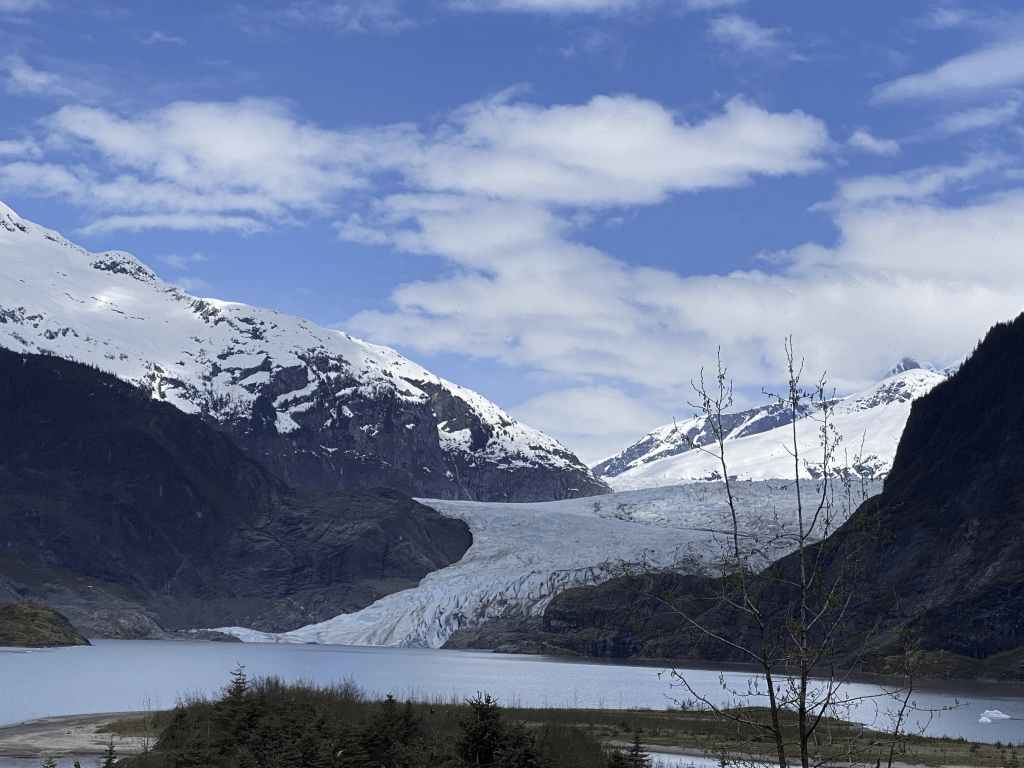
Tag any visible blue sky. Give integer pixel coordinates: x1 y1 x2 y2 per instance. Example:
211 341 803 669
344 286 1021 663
2 0 1024 463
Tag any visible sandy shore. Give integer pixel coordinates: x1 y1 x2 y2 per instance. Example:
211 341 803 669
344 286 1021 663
0 712 149 758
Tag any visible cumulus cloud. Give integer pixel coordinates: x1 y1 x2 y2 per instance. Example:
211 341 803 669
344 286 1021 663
0 98 394 232
338 95 833 403
0 137 41 158
142 31 186 45
847 129 900 156
707 14 785 54
873 37 1024 102
0 0 47 12
2 55 77 98
234 0 413 35
1 92 826 234
157 252 209 269
937 101 1020 134
920 6 985 30
512 385 665 465
350 158 1024 421
448 0 742 15
173 276 212 293
386 92 829 207
821 155 1003 208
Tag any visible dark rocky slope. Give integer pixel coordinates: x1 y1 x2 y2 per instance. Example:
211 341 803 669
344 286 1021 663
0 349 472 636
532 314 1024 680
0 601 90 647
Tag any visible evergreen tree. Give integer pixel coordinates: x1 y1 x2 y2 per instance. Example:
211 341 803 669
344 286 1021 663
458 694 507 766
495 722 542 768
361 694 421 767
101 735 117 768
626 734 652 768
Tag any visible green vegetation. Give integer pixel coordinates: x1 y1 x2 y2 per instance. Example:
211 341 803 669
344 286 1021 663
0 601 90 647
111 670 1020 768
127 667 612 768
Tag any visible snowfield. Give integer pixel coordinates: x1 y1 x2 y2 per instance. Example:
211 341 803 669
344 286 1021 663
601 366 951 491
221 479 880 648
0 200 590 488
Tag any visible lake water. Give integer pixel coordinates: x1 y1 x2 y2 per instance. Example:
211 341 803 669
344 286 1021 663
1 640 1022 745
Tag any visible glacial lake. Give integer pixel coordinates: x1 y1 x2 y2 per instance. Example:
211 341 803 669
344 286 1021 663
2 640 1023 745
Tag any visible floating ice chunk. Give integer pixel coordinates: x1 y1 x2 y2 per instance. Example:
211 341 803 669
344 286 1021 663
982 710 1012 719
979 716 992 723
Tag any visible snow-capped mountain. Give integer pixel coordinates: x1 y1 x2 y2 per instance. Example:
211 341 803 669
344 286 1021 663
597 361 954 491
0 201 607 501
222 479 870 648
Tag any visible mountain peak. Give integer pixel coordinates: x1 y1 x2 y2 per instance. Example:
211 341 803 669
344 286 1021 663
0 201 608 502
883 357 936 380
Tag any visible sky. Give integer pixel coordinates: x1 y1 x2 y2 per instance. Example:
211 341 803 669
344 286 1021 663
1 0 1024 465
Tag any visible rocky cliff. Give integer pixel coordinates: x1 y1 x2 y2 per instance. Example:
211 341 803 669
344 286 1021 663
0 348 472 636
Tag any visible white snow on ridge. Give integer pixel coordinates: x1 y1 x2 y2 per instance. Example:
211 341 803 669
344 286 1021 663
0 200 575 472
221 480 877 648
604 367 948 491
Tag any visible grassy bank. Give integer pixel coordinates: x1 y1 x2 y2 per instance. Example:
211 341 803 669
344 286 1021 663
100 671 1018 768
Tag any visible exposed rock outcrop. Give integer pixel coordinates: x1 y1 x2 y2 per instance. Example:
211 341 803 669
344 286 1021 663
0 602 90 647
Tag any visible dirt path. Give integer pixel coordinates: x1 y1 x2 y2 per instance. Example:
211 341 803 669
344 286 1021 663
0 713 149 758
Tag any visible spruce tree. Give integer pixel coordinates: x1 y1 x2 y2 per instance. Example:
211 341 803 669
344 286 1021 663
458 694 506 766
101 735 117 768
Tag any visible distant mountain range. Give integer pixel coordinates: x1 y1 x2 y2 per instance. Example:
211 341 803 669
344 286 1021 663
0 202 607 502
526 315 1024 679
595 358 959 490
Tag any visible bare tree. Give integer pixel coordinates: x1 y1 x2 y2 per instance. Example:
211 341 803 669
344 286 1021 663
636 341 942 768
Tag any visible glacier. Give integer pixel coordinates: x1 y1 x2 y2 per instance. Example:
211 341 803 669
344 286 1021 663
220 478 880 648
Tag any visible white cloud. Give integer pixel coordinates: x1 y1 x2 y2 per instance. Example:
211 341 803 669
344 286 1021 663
2 56 77 98
242 0 414 35
143 31 187 45
1 92 826 236
0 98 390 232
937 101 1020 134
450 0 640 11
0 0 47 12
847 129 900 156
173 276 211 293
707 14 784 54
873 37 1024 102
0 137 41 158
157 252 209 269
448 0 741 15
821 155 1003 208
560 28 621 58
349 163 1024 413
512 386 665 465
921 6 982 30
387 92 829 207
681 0 742 9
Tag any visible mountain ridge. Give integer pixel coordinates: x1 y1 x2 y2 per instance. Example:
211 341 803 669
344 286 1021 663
0 201 607 502
596 360 953 489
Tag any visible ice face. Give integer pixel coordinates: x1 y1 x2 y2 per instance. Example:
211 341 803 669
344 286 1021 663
221 479 880 648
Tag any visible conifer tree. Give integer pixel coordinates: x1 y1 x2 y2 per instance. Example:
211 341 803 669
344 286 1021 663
101 735 117 768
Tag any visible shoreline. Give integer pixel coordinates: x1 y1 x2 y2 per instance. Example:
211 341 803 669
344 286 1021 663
0 713 149 758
